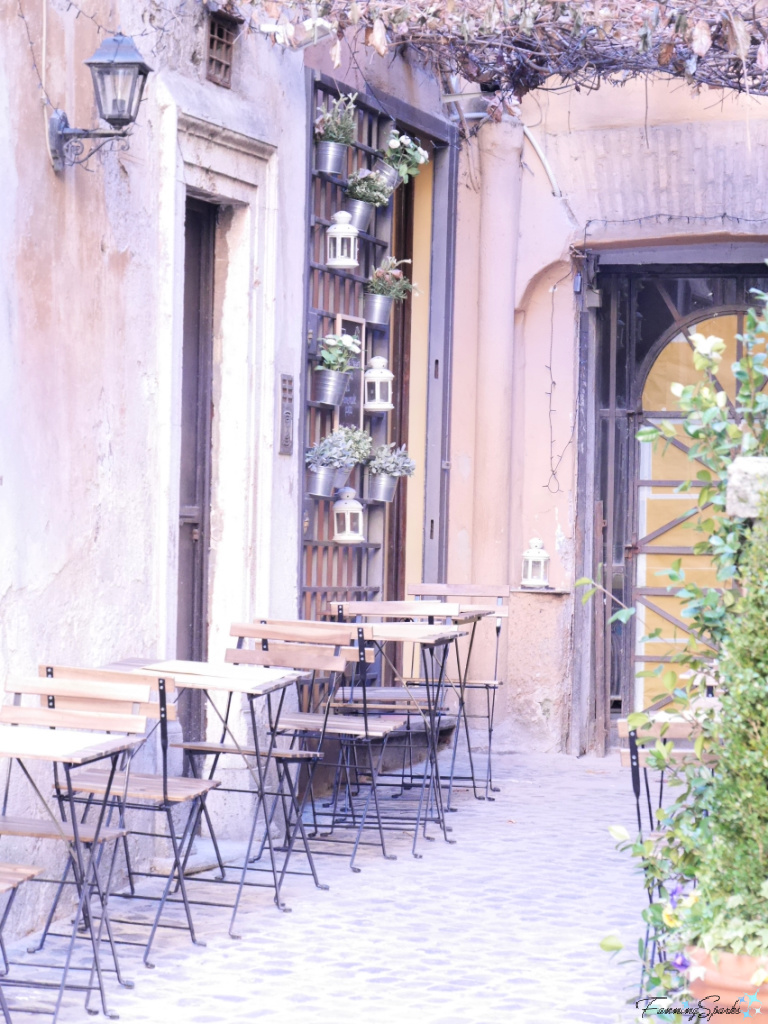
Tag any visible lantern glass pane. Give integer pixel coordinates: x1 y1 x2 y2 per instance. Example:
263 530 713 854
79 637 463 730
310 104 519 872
92 66 140 126
532 562 542 579
382 381 390 402
328 237 337 261
335 512 346 533
366 382 376 401
350 513 360 532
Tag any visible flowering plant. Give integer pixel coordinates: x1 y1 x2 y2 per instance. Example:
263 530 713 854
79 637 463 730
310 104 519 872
315 333 361 374
367 443 415 477
380 129 429 183
365 257 416 301
314 93 357 144
345 169 394 207
600 292 768 1004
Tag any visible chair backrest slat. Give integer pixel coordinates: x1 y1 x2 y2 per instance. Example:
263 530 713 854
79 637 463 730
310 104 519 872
38 665 176 694
231 621 373 645
407 583 511 599
225 645 373 671
0 704 148 734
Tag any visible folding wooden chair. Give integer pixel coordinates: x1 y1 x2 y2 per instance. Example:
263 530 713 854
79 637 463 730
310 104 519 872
0 672 144 1018
229 622 406 872
34 666 219 968
408 584 511 802
0 863 43 1023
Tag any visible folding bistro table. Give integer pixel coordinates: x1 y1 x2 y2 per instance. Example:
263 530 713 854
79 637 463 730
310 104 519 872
0 724 138 1022
138 660 320 936
334 602 494 809
269 616 469 857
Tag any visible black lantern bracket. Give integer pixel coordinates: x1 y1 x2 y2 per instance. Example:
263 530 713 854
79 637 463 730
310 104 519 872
48 31 152 173
48 110 130 171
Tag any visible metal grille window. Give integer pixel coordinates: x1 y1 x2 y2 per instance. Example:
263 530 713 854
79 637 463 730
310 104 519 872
301 82 394 621
593 265 768 722
206 13 237 88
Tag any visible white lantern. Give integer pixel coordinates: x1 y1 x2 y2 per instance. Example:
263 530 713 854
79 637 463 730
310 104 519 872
363 356 394 412
326 211 359 269
521 537 550 588
333 487 365 544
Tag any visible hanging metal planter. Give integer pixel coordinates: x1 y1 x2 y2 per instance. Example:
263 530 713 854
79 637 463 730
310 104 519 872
372 159 400 189
305 464 354 498
367 472 398 503
344 197 375 234
363 292 393 326
313 369 350 406
316 141 347 175
306 466 338 498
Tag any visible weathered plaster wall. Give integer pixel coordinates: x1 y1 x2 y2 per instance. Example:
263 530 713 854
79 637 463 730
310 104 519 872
0 0 309 934
450 77 768 755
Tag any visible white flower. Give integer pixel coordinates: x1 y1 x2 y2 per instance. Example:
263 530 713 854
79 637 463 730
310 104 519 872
670 382 685 398
388 138 401 150
416 149 428 163
400 134 412 146
715 390 728 409
690 332 725 359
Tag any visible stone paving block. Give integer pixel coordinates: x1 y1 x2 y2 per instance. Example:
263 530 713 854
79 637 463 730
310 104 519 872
2 751 642 1024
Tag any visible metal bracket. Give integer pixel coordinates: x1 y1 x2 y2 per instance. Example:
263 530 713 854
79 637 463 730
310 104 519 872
48 109 129 173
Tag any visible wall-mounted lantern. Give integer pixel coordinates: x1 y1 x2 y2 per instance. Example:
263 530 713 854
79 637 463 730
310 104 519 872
521 537 550 588
333 487 365 544
49 32 152 172
326 211 359 269
363 356 394 413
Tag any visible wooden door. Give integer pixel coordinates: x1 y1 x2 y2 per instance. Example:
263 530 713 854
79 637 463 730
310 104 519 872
176 198 215 739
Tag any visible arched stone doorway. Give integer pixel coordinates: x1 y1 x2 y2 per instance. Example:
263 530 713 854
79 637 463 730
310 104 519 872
594 266 768 729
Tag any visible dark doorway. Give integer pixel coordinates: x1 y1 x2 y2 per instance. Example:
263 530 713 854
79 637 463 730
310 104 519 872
176 197 216 739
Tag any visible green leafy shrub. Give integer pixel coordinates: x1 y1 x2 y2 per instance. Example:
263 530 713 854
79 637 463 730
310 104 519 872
345 170 394 207
367 443 415 477
314 93 357 144
365 257 415 300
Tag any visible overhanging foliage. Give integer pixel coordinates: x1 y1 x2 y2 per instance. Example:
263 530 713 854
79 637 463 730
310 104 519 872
249 1 768 96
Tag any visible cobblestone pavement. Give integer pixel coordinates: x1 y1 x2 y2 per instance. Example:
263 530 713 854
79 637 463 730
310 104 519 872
7 751 643 1024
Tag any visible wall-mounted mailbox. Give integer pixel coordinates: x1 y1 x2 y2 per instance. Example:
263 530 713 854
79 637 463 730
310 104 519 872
279 374 294 455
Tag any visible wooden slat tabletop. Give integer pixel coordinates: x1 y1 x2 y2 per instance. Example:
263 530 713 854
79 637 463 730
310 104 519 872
334 600 492 624
0 725 138 764
139 660 301 695
363 622 467 645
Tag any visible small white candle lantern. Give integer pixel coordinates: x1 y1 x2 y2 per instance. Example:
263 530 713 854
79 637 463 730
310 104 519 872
333 487 365 544
326 211 359 269
363 356 394 412
521 537 550 588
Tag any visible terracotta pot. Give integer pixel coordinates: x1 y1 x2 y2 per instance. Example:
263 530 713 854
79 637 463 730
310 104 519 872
687 946 768 1008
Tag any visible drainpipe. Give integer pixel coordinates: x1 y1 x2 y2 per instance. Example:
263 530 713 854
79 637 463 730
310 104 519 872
471 116 525 583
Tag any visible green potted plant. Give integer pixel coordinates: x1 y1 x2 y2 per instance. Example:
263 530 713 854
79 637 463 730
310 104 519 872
365 443 415 502
314 92 357 175
305 427 372 498
373 129 429 187
363 257 415 326
602 295 768 1014
312 332 361 406
682 508 768 1005
344 169 394 234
